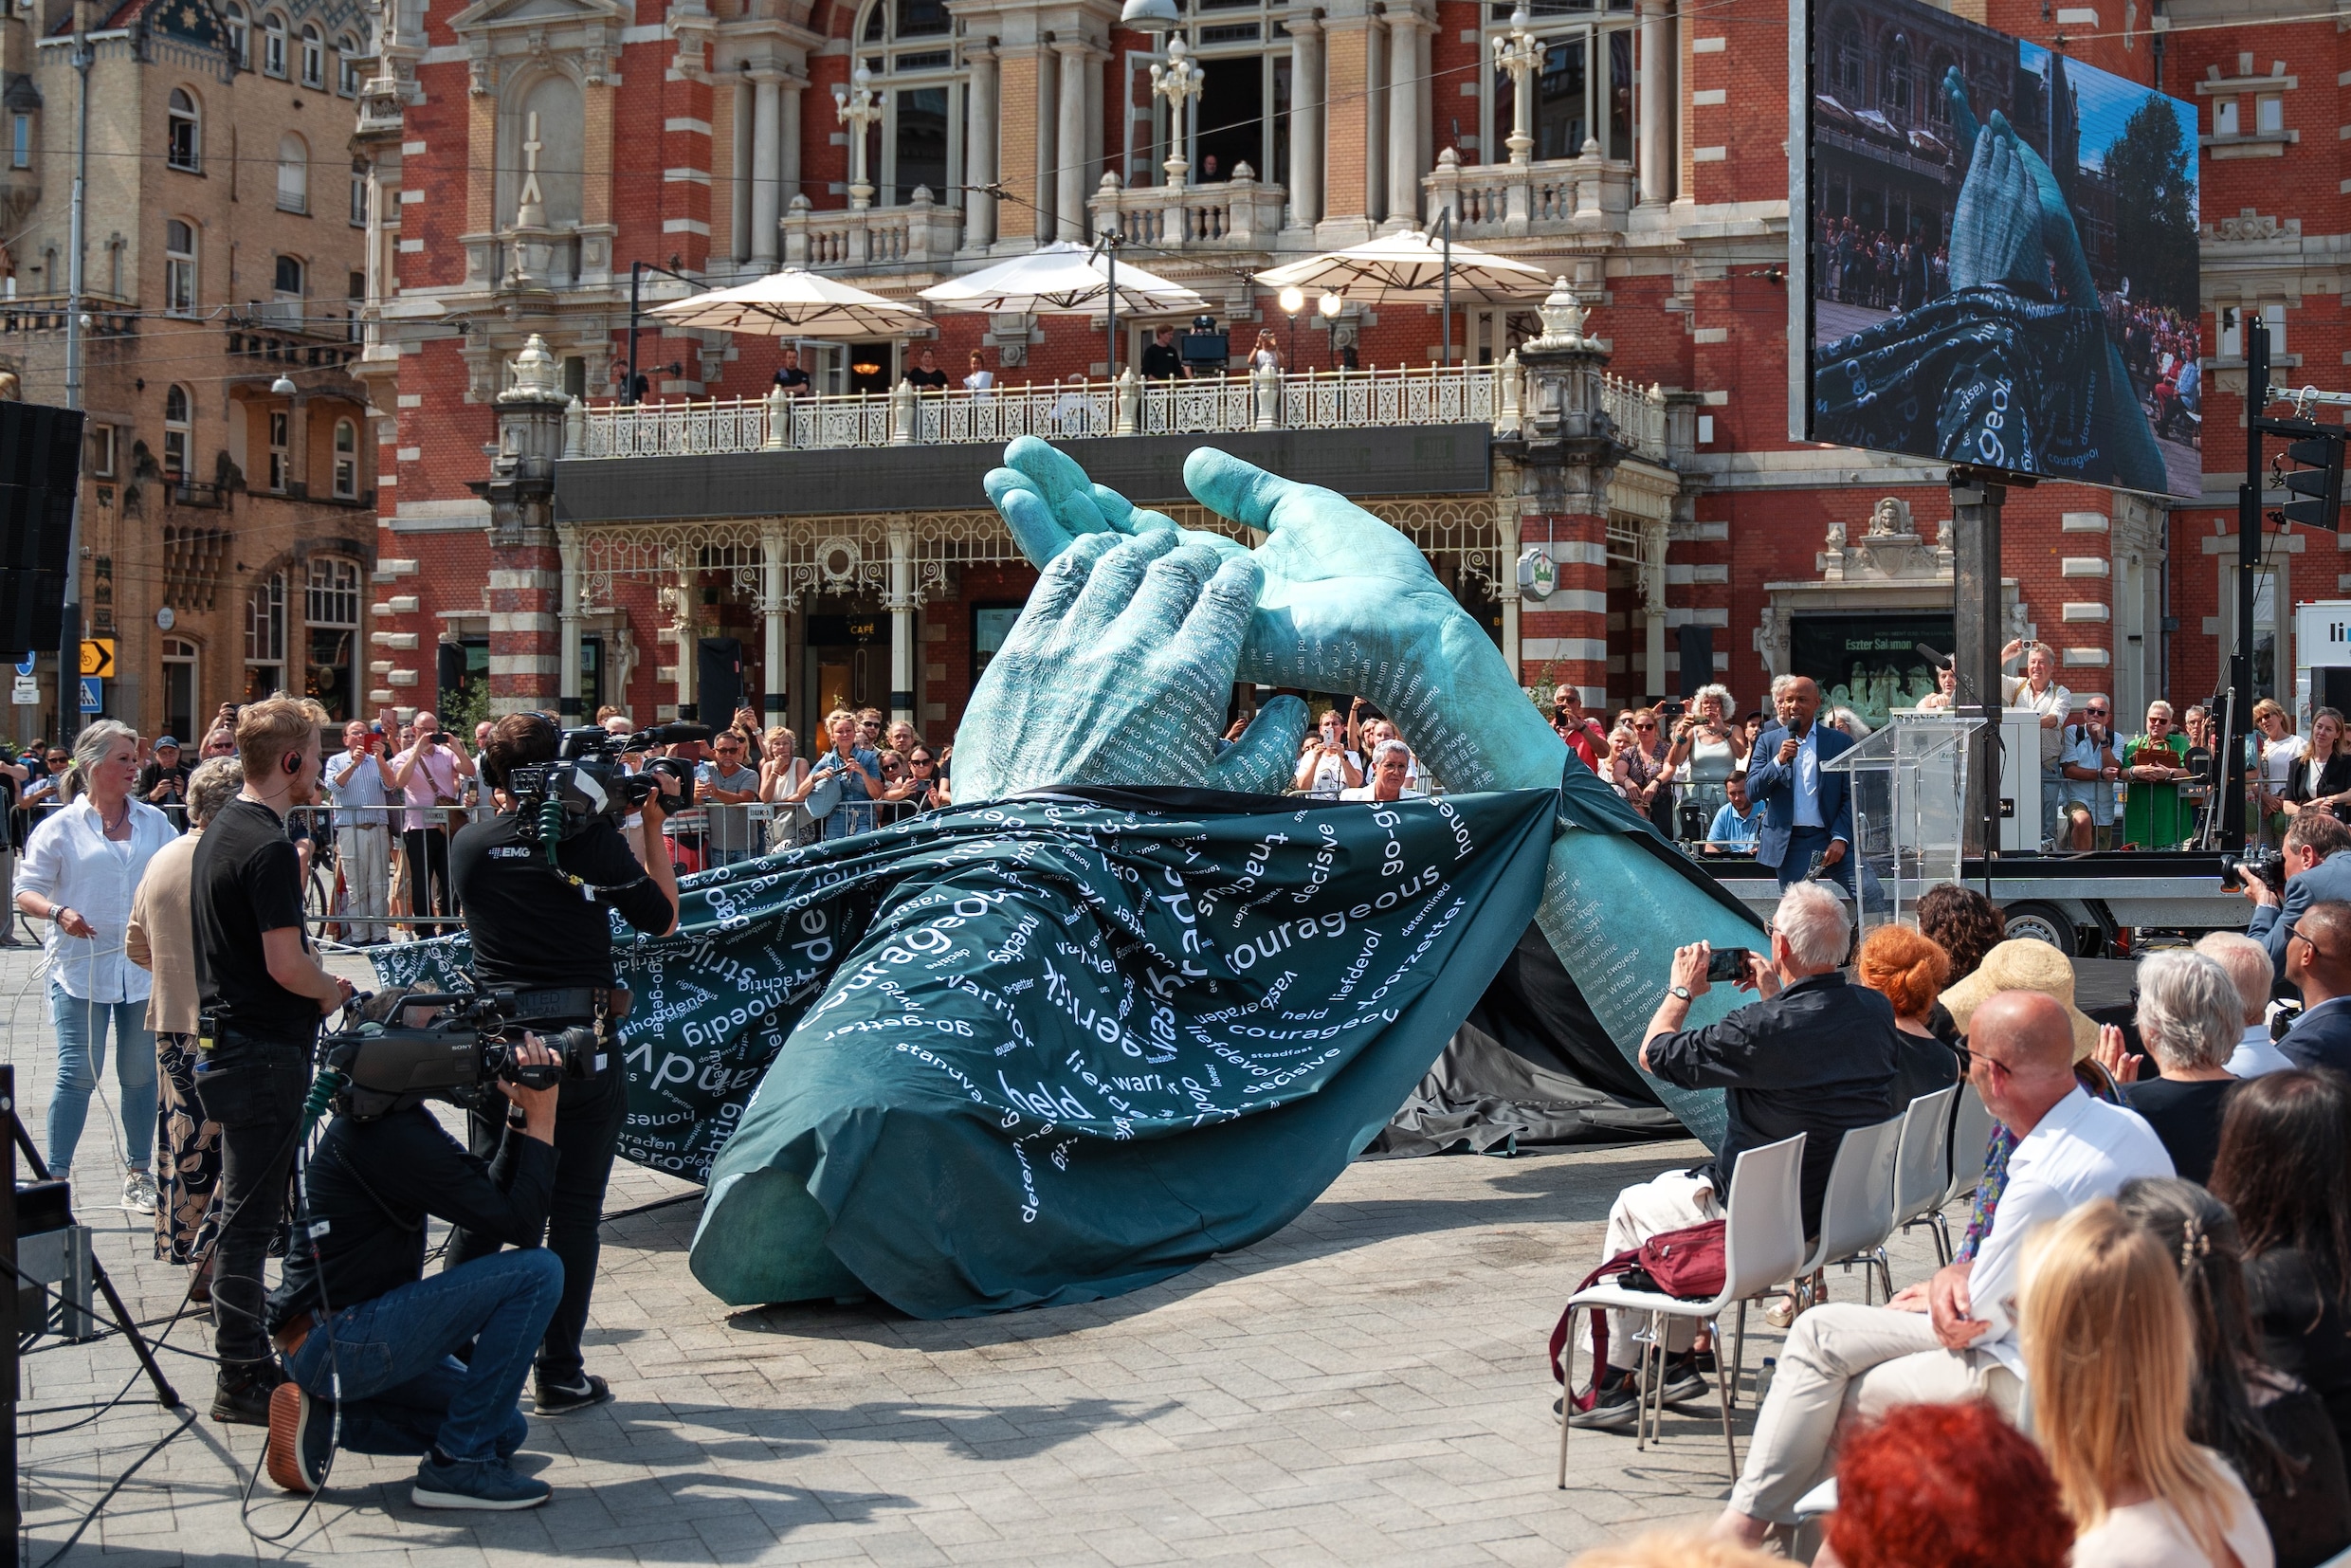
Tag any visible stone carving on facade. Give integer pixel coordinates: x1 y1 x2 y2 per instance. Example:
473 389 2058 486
1755 605 1791 678
1815 498 1949 584
2210 209 2300 243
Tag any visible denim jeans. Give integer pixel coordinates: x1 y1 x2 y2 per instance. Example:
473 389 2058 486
283 1249 558 1464
447 1065 623 1386
191 1036 310 1371
46 978 157 1178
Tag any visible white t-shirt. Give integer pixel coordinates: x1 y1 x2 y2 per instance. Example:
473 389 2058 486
963 370 994 395
1340 785 1423 802
1302 748 1362 799
2067 1451 2272 1568
2260 732 2307 789
2002 673 2072 768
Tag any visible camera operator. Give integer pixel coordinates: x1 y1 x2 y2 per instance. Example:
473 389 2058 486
263 1032 568 1510
446 713 678 1416
189 697 355 1425
2240 810 2351 975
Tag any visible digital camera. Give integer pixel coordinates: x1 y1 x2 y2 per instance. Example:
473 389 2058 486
318 990 602 1120
504 721 707 848
2219 848 2287 896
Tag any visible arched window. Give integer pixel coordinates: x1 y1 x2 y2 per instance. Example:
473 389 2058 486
164 219 196 316
1832 22 1863 96
244 573 284 702
162 384 191 479
223 1 248 69
300 24 324 88
331 418 357 499
276 132 306 212
166 87 199 171
305 556 360 718
848 0 963 208
274 253 304 298
336 35 359 96
262 12 288 78
1881 34 1911 118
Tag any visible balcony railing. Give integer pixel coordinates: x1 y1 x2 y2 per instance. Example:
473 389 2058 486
567 363 1530 460
1087 167 1288 251
783 188 964 272
1422 147 1636 238
1600 371 1668 462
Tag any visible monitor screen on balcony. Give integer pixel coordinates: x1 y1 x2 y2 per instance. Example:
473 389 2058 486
1794 0 2201 499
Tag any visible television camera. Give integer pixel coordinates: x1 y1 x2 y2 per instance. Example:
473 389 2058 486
310 990 605 1123
504 720 707 865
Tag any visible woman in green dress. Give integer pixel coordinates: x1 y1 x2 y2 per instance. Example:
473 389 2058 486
2122 701 2196 848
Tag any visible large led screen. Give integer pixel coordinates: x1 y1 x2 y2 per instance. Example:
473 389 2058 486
1795 4 2201 497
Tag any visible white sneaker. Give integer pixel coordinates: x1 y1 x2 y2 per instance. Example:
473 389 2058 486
120 1170 157 1215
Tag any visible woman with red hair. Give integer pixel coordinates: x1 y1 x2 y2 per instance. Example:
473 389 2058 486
1820 1400 2071 1568
1854 923 1964 1108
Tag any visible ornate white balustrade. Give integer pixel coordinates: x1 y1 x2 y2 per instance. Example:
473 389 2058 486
782 188 964 272
1600 371 1668 463
568 362 1539 459
1421 147 1637 239
1086 168 1289 251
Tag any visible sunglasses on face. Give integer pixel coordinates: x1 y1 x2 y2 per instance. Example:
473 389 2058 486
1635 722 1657 731
910 757 935 767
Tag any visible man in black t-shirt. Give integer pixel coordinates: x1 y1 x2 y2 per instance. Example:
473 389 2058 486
1140 326 1184 381
189 697 355 1426
447 713 678 1415
771 347 812 397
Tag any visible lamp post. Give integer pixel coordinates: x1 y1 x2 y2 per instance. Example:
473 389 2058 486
833 64 881 210
1491 8 1540 166
1150 37 1204 189
1318 290 1342 371
1279 285 1303 368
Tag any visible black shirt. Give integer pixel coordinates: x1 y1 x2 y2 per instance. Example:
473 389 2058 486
904 366 951 390
2249 1248 2351 1462
1644 971 1901 1236
1139 342 1183 380
449 811 674 992
191 796 319 1040
1890 1029 1962 1112
2123 1075 2236 1185
136 760 191 804
267 1104 556 1327
772 365 811 392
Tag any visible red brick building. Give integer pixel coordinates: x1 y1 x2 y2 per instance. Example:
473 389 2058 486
348 0 2339 751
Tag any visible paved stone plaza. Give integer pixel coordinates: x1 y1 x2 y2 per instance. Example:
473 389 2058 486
0 939 1951 1565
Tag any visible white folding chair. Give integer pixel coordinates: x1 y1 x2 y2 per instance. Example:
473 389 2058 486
1886 1085 1960 1283
1793 1114 1905 1307
1557 1133 1807 1486
1910 1081 1994 1267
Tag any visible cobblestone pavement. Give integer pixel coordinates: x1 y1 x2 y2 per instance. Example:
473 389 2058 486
0 939 1952 1566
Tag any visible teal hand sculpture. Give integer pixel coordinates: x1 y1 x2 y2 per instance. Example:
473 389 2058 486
985 437 1764 1146
952 530 1306 799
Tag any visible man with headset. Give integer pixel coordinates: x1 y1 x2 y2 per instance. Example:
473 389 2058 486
446 712 678 1415
188 696 355 1424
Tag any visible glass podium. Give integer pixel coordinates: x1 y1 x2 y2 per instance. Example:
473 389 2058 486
1820 712 1984 939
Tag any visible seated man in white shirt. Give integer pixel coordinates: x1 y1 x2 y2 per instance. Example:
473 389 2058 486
1709 989 2173 1543
2195 930 2296 1078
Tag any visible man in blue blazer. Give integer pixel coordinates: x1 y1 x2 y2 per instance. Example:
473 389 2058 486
1743 674 1857 895
2275 899 2351 1075
2241 811 2351 978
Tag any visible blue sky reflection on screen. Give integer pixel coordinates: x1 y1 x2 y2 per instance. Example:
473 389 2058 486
2019 41 2201 227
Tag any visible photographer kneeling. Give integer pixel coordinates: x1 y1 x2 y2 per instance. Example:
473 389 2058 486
446 714 678 1415
265 1034 567 1509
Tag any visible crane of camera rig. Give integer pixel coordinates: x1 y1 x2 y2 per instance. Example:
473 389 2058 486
2214 314 2351 856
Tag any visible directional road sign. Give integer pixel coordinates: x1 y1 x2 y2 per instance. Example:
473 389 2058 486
12 653 31 676
9 676 36 706
79 639 114 679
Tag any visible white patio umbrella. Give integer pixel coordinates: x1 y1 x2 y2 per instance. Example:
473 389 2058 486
921 241 1208 380
1255 228 1549 365
647 267 929 337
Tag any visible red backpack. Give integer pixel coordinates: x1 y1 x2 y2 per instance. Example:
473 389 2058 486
1546 1218 1727 1412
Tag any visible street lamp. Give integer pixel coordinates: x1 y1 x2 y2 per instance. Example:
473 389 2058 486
1278 284 1303 368
833 64 881 210
1150 37 1204 189
1318 291 1342 371
1491 8 1540 166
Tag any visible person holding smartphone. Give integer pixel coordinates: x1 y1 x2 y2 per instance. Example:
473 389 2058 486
1292 707 1362 799
780 709 882 839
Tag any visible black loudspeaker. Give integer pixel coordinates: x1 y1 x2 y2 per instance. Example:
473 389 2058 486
698 637 743 722
2315 666 2351 719
0 401 83 658
1677 624 1715 700
435 642 466 710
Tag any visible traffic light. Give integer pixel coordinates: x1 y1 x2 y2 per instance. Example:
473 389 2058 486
2260 416 2348 532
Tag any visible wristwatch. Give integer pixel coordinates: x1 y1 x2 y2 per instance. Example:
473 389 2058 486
1668 984 1692 1001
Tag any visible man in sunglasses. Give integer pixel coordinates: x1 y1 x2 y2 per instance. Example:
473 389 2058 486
2055 698 2123 850
2243 809 2351 975
2275 900 2351 1075
1552 685 1606 773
